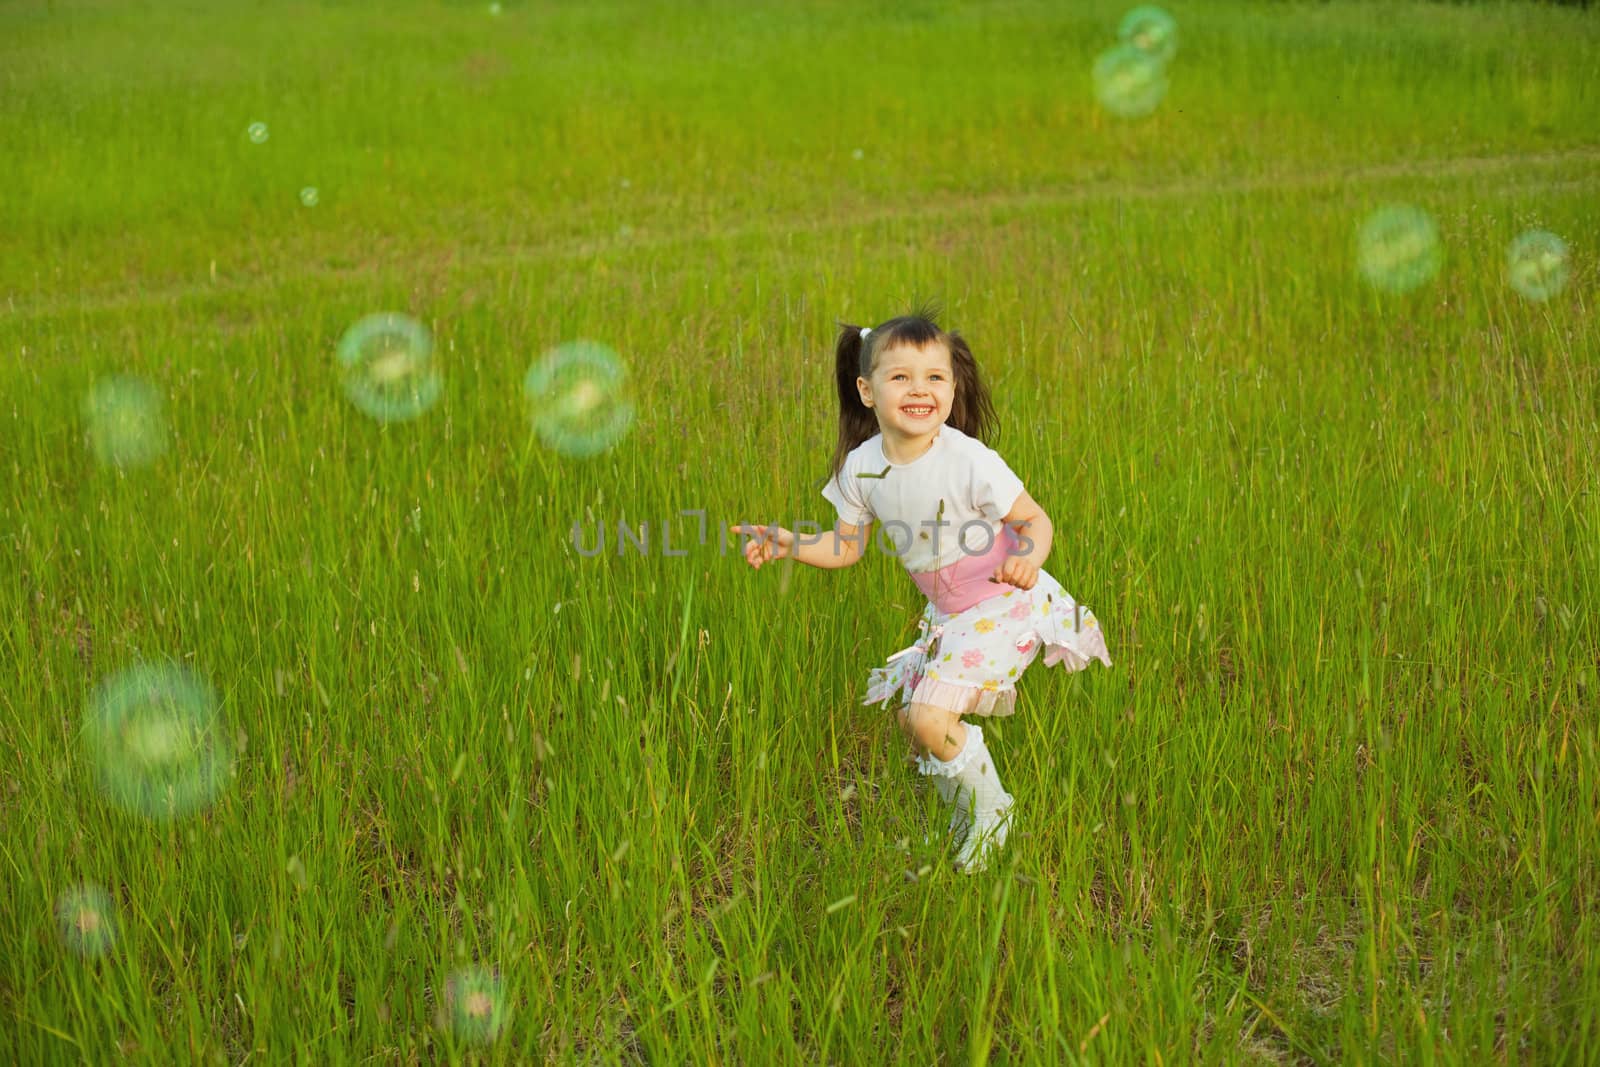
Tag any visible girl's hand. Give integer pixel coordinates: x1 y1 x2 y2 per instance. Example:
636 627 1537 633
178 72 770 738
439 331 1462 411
732 524 796 569
992 555 1039 591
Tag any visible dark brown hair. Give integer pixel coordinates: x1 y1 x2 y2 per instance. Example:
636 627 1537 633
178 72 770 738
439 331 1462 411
826 304 999 483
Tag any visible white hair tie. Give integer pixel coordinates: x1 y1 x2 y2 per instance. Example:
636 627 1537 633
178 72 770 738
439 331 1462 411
860 327 872 340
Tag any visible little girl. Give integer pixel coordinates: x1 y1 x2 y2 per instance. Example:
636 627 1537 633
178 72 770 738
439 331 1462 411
734 310 1112 873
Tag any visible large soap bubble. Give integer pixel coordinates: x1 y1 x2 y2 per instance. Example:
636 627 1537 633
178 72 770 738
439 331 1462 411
56 884 118 958
1506 229 1571 302
440 966 507 1045
336 313 443 423
1092 44 1169 119
82 662 234 821
1119 6 1178 64
83 376 167 470
523 340 635 458
1356 204 1442 294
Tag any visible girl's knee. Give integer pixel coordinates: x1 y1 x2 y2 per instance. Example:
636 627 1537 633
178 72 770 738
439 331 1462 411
904 702 962 753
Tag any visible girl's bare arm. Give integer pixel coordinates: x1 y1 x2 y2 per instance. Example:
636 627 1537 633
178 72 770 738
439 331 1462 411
794 519 871 569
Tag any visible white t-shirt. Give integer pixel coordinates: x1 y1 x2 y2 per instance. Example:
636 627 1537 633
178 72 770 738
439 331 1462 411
820 423 1026 574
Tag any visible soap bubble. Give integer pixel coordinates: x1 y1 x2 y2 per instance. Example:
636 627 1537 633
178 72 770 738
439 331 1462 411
336 313 442 423
82 376 167 470
1092 44 1168 119
299 187 319 207
524 340 635 458
1506 229 1570 302
247 122 269 144
1118 6 1178 64
56 884 118 958
488 2 502 13
1356 204 1442 294
441 967 506 1045
83 663 234 821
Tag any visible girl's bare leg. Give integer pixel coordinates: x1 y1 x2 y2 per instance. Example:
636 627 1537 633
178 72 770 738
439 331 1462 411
900 701 972 845
897 702 968 761
900 700 1012 870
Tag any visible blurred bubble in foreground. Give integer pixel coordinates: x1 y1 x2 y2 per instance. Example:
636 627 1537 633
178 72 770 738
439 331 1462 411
442 967 506 1045
299 186 319 207
1119 6 1178 64
1356 204 1442 294
83 376 167 470
83 662 234 821
337 313 442 423
1506 229 1570 302
1092 44 1168 118
56 884 118 958
247 122 269 144
524 340 635 458
488 1 502 13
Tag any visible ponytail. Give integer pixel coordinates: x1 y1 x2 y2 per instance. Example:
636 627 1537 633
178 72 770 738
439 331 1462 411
945 330 998 445
828 323 881 483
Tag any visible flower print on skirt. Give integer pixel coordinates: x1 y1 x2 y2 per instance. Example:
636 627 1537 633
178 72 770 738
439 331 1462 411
862 567 1112 718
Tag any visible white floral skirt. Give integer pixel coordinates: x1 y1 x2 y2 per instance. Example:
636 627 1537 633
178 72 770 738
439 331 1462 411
862 569 1112 717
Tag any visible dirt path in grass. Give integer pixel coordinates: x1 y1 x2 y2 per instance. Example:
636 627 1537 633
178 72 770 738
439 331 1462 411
6 143 1597 324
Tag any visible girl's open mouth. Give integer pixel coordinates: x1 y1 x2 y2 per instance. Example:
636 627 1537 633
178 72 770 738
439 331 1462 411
901 405 934 418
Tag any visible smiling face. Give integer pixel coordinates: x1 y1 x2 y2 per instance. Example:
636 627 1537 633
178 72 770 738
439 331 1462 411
856 340 956 456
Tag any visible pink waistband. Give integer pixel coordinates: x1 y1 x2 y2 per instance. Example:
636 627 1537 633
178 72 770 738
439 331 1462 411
911 524 1020 615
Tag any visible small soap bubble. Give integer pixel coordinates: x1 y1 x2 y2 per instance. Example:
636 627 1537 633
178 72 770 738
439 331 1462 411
524 340 635 458
1092 44 1168 118
851 148 865 161
1118 5 1178 64
1356 204 1442 294
83 662 234 821
336 313 442 423
442 966 506 1045
82 375 167 470
247 122 269 144
56 884 118 958
299 186 319 207
488 1 502 13
1506 229 1570 302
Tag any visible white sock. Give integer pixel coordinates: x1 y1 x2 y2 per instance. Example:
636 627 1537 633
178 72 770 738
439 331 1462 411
917 750 973 843
946 724 1014 873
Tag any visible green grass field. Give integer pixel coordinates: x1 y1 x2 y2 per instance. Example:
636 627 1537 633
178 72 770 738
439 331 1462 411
3 0 1598 1062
